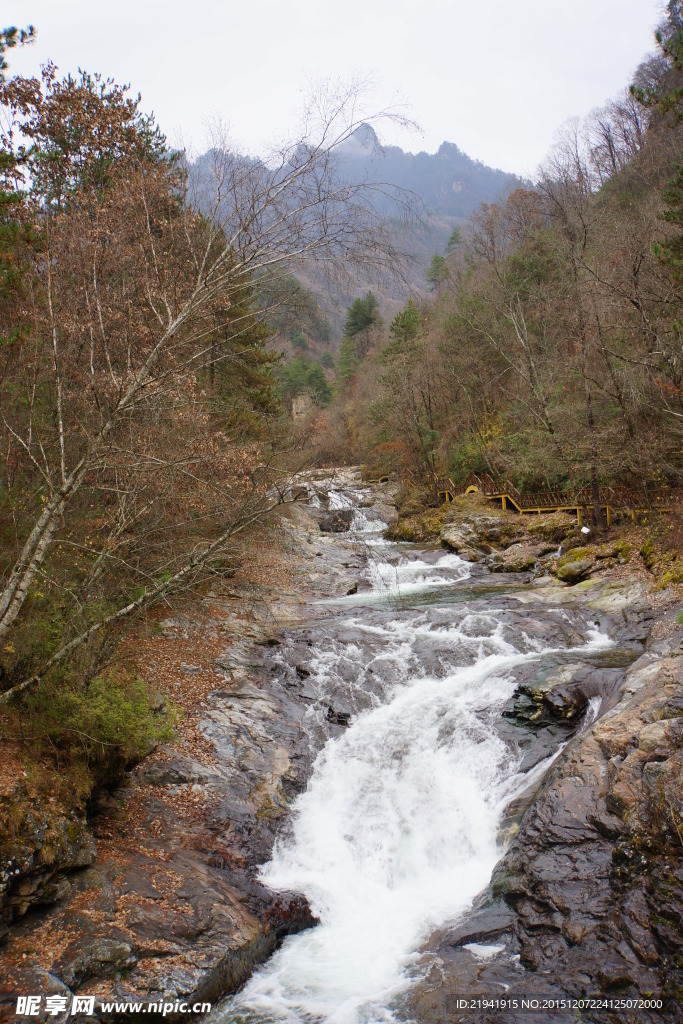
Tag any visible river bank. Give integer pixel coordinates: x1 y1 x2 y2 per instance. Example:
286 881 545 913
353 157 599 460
0 470 396 1018
1 471 681 1023
390 487 683 1022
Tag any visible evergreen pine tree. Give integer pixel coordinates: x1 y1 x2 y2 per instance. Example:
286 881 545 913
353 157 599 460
426 253 448 291
389 299 421 345
335 336 360 392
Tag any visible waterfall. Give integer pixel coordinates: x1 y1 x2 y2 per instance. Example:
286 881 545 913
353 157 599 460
216 486 611 1024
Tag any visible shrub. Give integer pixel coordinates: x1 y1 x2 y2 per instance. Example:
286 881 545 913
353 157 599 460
21 669 175 777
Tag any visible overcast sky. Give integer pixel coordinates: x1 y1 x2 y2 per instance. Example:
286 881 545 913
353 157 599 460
5 0 664 176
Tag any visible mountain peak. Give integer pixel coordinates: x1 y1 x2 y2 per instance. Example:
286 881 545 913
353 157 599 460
341 122 381 158
354 122 379 147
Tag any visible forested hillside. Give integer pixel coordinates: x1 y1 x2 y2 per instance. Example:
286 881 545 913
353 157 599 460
330 5 683 503
0 42 405 783
2 5 681 745
191 121 522 346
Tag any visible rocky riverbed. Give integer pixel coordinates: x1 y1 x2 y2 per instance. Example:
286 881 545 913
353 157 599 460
0 469 390 1019
407 591 683 1024
1 472 681 1023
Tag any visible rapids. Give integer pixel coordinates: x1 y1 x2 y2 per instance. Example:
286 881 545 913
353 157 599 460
216 485 612 1024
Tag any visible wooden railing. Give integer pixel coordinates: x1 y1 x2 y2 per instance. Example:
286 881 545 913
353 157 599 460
436 473 682 516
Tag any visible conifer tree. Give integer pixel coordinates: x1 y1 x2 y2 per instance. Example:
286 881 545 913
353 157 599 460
0 25 35 84
335 336 360 392
630 1 683 124
389 299 421 346
426 253 448 290
343 292 381 338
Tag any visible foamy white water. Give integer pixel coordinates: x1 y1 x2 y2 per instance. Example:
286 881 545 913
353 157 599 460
218 491 612 1024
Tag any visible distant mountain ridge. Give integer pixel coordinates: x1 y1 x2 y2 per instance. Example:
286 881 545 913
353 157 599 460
339 123 520 216
336 124 525 264
191 127 525 338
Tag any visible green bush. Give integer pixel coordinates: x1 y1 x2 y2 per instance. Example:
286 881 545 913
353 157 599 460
291 329 308 351
25 670 175 772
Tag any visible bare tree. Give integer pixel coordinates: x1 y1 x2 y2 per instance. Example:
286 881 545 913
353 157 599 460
585 90 648 185
0 72 413 701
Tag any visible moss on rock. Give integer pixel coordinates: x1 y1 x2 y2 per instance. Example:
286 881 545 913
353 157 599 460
526 512 579 543
385 508 447 543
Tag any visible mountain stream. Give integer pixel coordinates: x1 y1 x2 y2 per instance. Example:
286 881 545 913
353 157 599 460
217 483 613 1024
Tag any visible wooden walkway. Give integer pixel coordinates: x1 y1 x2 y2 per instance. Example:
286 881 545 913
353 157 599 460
436 473 682 527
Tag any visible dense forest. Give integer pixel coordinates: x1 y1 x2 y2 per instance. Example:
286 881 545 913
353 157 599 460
324 4 683 502
0 32 406 778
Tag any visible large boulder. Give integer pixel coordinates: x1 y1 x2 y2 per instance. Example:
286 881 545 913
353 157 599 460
440 524 476 551
512 663 623 723
554 546 595 584
526 511 579 543
443 511 520 547
386 509 446 543
319 509 354 533
487 543 538 573
557 557 593 583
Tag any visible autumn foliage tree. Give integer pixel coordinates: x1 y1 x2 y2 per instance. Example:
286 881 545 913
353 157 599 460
0 55 409 701
340 6 683 498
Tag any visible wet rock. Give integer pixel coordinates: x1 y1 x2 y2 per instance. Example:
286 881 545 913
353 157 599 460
59 939 137 988
454 546 482 562
511 663 622 723
319 509 354 532
326 707 351 727
622 889 659 966
444 899 515 948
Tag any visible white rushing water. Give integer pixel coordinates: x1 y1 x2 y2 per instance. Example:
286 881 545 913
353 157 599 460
219 489 612 1024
